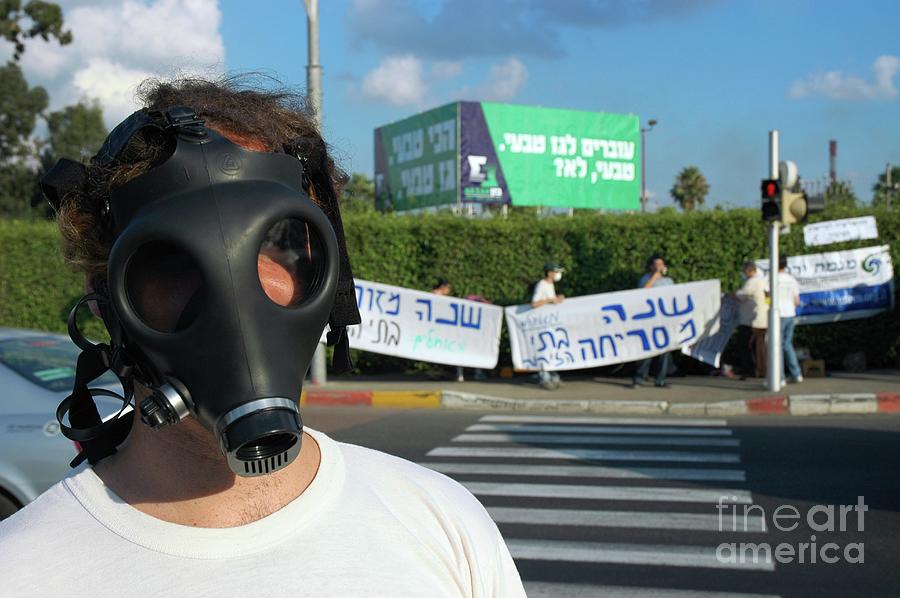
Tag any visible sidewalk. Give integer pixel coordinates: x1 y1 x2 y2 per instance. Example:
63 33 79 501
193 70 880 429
301 369 900 416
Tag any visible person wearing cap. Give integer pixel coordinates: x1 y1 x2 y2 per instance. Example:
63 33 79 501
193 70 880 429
631 254 674 388
531 262 566 389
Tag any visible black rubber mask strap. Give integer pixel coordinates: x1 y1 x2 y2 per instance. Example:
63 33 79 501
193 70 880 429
58 293 134 467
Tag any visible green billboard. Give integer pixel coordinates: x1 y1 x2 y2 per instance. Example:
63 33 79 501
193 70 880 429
374 103 458 211
374 102 640 211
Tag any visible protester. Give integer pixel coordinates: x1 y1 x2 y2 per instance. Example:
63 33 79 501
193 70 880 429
734 261 768 378
631 254 675 388
431 277 453 297
0 77 525 597
430 277 474 382
774 255 803 383
531 262 566 389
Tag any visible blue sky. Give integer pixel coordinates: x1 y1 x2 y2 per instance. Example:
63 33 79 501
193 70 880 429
8 0 900 209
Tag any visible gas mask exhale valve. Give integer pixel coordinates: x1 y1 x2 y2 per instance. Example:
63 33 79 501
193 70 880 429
45 106 352 477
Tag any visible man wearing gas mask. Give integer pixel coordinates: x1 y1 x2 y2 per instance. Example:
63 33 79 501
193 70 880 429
0 78 525 597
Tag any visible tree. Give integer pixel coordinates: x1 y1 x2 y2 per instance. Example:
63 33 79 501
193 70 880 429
824 180 858 211
42 100 108 164
670 166 709 212
872 166 900 209
1 0 72 61
340 172 376 213
0 62 47 217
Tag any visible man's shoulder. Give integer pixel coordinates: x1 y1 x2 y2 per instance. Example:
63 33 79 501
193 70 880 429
338 441 479 505
335 440 501 532
0 477 89 583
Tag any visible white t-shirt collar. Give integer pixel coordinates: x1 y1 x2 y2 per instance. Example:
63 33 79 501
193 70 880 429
63 428 343 559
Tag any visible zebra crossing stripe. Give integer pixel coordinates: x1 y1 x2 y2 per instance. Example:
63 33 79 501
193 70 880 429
426 446 741 463
487 506 765 532
480 415 728 426
419 462 746 482
452 432 740 448
507 538 774 571
524 582 779 598
467 423 734 436
462 481 752 504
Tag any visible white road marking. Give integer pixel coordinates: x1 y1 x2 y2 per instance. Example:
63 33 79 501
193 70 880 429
524 582 779 598
419 461 746 482
487 506 765 532
452 432 740 447
480 415 728 426
426 446 741 463
467 423 733 436
463 481 752 504
507 539 774 571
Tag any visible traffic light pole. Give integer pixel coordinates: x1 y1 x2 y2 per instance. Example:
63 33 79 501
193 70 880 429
766 131 782 392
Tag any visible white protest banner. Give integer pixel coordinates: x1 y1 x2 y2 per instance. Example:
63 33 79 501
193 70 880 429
680 295 739 368
505 280 721 371
756 245 894 324
341 279 503 368
803 216 878 247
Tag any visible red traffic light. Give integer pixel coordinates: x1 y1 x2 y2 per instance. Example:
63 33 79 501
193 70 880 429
761 179 779 199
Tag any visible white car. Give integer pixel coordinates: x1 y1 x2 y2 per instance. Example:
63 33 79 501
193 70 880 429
0 328 126 520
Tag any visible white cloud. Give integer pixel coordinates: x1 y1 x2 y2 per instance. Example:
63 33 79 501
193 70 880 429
459 57 529 102
789 55 900 101
3 0 225 127
361 54 427 107
431 60 463 80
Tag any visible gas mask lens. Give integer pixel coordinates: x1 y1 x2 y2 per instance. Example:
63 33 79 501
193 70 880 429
126 241 205 333
258 218 325 308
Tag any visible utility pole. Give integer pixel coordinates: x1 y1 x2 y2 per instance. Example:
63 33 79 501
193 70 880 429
640 119 657 212
304 0 327 385
887 163 893 210
766 131 782 392
305 0 322 130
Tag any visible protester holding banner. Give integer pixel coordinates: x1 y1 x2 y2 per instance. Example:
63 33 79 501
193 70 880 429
773 256 803 383
431 277 465 382
531 263 566 389
631 255 675 388
734 262 768 378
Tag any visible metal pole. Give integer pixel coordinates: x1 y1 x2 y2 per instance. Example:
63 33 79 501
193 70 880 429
640 128 647 212
887 163 893 210
305 0 322 130
305 0 327 385
767 130 782 392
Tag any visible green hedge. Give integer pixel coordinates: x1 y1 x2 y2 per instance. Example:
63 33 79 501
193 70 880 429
2 207 898 371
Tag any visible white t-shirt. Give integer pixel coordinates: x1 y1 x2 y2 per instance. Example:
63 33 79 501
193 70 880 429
531 279 556 304
776 271 801 318
735 274 768 328
0 429 525 598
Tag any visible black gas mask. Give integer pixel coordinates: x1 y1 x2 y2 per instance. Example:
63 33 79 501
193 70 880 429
41 107 360 476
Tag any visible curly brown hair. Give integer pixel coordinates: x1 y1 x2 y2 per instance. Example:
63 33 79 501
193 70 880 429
56 74 347 278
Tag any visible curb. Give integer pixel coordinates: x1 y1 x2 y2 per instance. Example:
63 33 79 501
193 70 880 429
302 388 900 416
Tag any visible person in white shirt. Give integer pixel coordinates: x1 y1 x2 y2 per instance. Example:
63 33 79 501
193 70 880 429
0 77 526 598
631 254 675 388
776 255 803 383
734 262 768 378
531 262 566 389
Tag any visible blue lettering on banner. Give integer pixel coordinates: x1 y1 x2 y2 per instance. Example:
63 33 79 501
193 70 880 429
355 284 401 315
799 283 892 316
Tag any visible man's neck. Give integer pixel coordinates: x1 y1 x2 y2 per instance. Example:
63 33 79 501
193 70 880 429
93 408 320 528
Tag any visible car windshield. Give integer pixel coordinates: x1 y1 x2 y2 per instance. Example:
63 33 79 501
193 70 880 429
0 336 119 393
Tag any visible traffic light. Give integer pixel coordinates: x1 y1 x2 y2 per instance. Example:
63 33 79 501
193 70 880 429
780 190 806 225
761 179 780 221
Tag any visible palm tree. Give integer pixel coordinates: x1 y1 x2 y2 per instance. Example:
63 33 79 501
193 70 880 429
670 166 709 212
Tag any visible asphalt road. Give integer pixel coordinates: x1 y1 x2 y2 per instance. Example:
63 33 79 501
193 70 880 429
304 407 900 598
